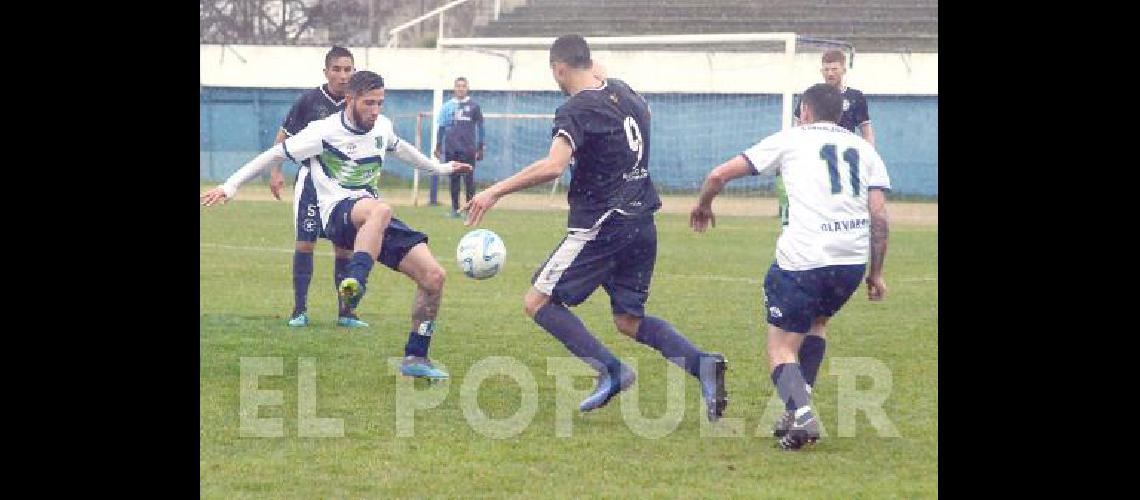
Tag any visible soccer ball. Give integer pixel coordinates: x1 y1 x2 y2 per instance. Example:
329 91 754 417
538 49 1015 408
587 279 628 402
456 229 506 280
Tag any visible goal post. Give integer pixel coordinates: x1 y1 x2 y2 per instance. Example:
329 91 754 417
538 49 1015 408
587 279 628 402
410 33 853 205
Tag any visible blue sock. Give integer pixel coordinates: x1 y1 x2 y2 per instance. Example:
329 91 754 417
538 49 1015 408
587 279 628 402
405 320 434 358
799 336 827 387
347 252 374 286
772 363 812 412
533 302 621 374
292 251 314 316
334 256 350 316
634 316 706 378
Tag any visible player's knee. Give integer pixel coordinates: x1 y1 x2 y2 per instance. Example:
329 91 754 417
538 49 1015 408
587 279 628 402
369 203 392 223
523 291 549 318
420 265 446 294
613 315 640 338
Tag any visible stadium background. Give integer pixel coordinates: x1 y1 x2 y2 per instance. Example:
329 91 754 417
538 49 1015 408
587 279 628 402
201 0 937 198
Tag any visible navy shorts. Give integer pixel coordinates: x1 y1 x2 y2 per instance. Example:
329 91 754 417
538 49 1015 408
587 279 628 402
294 168 326 242
324 198 429 270
532 213 656 317
762 261 866 334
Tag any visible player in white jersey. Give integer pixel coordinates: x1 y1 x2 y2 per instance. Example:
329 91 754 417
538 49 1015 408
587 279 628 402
201 71 473 379
689 83 891 450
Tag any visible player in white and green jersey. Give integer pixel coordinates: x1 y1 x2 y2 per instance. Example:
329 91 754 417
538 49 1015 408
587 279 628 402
202 71 473 379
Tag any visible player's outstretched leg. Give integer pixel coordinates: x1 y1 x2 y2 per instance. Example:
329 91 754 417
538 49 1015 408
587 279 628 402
618 315 728 421
288 242 316 327
396 243 449 380
527 290 634 412
337 199 392 314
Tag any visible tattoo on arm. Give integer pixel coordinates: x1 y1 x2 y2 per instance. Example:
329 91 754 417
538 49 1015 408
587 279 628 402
869 209 889 275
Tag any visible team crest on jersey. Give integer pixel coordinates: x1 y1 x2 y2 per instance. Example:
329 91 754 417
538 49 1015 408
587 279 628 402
374 136 387 150
345 142 357 154
842 99 850 111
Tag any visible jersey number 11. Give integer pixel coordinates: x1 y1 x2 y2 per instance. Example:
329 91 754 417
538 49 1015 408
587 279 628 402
820 144 860 197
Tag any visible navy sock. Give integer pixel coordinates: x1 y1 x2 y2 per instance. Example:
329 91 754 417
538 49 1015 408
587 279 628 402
347 252 374 286
772 363 812 412
533 302 621 374
405 320 435 358
334 256 350 315
292 251 314 315
799 336 827 387
634 316 706 378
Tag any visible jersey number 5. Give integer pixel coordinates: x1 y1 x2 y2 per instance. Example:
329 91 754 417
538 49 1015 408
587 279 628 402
820 144 860 197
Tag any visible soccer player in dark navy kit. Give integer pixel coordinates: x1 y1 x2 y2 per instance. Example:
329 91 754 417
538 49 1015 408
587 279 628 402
464 35 728 421
792 50 874 142
265 46 367 328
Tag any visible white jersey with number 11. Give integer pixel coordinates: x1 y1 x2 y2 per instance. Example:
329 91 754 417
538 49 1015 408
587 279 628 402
743 123 891 271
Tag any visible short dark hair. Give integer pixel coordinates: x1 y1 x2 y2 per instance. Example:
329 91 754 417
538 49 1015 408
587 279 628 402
821 49 846 66
325 46 354 68
455 76 468 84
801 83 843 122
549 35 592 69
347 70 385 96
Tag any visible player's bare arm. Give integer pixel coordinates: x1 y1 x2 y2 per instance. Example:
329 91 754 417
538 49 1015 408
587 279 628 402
464 136 573 227
690 155 756 232
268 129 289 200
866 187 889 300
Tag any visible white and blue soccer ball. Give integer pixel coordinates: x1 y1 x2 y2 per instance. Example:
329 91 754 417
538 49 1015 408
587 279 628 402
456 229 506 280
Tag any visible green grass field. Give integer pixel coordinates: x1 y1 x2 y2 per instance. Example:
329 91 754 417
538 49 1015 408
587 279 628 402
200 198 937 498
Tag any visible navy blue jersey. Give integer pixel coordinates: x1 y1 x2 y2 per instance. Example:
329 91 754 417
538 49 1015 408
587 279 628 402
793 86 870 134
281 84 346 137
552 78 661 229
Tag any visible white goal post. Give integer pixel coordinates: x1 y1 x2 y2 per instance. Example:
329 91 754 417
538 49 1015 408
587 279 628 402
410 33 851 205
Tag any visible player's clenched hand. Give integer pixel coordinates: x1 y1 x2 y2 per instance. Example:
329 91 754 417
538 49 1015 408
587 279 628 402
463 190 500 227
866 275 887 301
689 205 716 232
269 169 285 201
450 161 474 174
200 187 230 207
